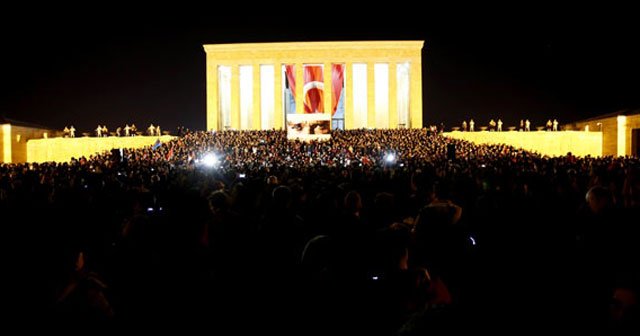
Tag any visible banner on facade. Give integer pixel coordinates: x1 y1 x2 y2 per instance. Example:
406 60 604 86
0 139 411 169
286 113 331 141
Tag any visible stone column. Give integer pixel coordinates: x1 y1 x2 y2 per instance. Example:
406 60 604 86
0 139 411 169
231 64 240 130
274 63 283 130
367 62 375 128
295 63 303 113
389 61 398 129
323 62 332 116
345 62 353 130
206 58 218 131
253 64 261 129
410 57 423 128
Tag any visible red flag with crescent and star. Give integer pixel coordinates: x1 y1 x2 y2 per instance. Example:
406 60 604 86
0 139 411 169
303 65 324 113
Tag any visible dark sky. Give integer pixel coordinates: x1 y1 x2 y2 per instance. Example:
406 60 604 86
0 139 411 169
2 5 638 133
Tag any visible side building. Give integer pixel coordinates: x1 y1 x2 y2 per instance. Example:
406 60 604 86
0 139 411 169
564 109 640 157
1 117 54 163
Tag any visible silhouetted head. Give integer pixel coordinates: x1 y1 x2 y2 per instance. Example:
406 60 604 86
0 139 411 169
266 175 279 186
585 185 613 214
344 190 362 215
272 185 292 209
208 190 231 215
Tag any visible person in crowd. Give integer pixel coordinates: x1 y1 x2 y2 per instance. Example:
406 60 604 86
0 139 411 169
54 251 114 322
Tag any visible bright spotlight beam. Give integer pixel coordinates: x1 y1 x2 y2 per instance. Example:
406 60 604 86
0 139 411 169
202 153 218 168
384 153 396 164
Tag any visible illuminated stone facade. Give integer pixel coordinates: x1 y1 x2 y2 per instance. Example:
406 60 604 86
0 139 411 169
203 41 424 131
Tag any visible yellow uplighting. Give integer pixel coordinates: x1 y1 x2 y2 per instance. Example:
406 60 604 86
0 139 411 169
2 124 11 163
204 41 424 131
27 135 175 163
445 130 602 157
617 115 627 157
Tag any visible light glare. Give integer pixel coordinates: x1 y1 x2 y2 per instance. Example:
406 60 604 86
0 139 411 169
202 153 218 167
384 153 396 163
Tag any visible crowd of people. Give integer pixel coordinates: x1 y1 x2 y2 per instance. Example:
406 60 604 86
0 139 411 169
2 128 638 332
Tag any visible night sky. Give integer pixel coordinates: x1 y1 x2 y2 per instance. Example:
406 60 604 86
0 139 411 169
2 5 638 133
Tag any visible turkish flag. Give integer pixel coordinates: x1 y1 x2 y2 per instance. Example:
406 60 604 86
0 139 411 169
303 66 324 113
